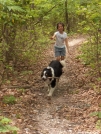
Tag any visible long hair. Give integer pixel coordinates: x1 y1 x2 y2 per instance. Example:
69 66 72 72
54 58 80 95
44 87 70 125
57 22 65 31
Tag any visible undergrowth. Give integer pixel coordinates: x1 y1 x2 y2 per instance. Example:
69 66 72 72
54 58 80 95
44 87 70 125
0 116 19 133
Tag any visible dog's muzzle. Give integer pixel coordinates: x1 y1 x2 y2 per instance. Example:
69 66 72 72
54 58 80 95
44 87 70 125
41 76 47 81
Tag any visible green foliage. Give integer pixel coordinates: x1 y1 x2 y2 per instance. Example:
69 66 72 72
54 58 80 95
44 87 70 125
93 84 101 95
97 77 101 81
0 0 101 79
15 114 21 119
73 0 101 76
80 37 101 75
0 116 19 133
90 111 101 118
3 95 16 104
0 0 25 24
90 111 101 129
96 120 101 129
17 88 25 94
0 0 76 75
79 42 93 65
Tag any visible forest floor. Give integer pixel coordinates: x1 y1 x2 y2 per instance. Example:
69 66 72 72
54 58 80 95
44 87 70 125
0 35 101 134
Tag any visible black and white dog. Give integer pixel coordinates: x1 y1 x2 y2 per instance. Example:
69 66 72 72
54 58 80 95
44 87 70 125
41 60 65 97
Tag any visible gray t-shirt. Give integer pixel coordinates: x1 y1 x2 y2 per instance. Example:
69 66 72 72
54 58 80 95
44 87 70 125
54 31 67 48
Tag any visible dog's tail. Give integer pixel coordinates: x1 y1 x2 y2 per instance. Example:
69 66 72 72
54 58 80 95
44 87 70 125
60 60 65 67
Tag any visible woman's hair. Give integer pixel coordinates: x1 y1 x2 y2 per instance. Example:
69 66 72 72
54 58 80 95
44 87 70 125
57 22 65 31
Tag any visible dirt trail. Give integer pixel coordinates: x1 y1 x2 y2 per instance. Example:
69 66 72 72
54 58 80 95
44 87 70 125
69 37 86 46
1 36 100 134
31 37 100 134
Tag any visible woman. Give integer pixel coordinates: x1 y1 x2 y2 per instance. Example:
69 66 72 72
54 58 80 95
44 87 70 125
51 22 70 61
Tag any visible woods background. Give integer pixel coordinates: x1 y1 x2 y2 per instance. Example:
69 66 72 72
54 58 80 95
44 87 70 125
0 0 101 82
0 0 101 133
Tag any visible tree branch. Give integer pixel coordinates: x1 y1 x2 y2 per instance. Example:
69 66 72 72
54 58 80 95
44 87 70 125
34 5 56 25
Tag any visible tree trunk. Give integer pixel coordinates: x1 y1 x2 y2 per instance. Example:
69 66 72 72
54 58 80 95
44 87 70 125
65 0 70 32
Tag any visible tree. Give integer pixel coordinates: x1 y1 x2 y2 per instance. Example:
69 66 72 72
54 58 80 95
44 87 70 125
76 0 101 75
65 0 70 32
0 0 26 64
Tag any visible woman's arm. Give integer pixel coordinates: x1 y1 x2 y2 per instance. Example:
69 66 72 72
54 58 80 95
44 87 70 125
50 33 56 40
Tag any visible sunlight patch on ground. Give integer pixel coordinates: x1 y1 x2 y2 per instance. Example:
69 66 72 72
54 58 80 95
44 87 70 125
69 38 86 46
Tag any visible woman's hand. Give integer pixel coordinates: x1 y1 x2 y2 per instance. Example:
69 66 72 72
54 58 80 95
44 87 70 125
50 34 56 40
50 36 54 40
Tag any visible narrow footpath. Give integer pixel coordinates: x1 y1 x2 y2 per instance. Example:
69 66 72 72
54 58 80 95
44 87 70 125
1 36 101 134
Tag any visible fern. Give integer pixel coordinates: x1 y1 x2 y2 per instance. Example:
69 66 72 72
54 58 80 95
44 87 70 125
7 6 25 12
0 0 14 5
0 0 25 12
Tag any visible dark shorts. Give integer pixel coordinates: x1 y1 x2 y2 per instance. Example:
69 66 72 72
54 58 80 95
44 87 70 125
54 46 66 57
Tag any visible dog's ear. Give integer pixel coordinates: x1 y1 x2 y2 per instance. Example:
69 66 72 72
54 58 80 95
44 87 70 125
41 68 46 77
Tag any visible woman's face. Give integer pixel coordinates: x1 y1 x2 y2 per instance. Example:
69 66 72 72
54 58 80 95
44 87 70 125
57 24 64 32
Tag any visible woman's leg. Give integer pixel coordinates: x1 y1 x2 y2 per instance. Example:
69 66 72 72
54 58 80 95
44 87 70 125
61 56 65 60
60 47 66 66
60 47 66 61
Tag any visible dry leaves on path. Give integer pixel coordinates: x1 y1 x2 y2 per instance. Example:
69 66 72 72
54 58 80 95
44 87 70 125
0 36 101 134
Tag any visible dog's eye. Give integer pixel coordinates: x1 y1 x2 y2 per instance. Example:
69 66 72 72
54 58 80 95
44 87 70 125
45 74 47 76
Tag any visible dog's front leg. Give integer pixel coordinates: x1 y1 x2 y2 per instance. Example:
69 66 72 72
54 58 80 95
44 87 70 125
47 84 51 92
47 87 55 97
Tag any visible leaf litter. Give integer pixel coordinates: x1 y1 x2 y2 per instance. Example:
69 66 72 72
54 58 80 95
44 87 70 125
0 35 101 134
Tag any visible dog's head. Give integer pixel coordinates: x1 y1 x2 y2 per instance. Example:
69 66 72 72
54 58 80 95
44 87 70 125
41 67 52 81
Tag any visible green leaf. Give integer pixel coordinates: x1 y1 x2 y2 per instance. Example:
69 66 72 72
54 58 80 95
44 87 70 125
0 0 14 6
0 116 19 133
0 125 9 132
1 117 11 124
90 112 99 116
96 120 101 129
7 6 25 12
98 112 101 118
6 125 19 131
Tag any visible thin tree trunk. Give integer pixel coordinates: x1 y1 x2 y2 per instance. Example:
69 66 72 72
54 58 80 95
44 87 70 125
65 0 70 32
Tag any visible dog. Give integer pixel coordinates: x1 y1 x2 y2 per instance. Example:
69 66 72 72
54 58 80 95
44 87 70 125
41 60 65 97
